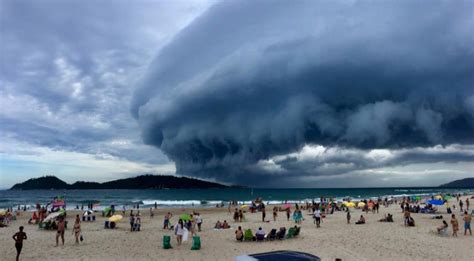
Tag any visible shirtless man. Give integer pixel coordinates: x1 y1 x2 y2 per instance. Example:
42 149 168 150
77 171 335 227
12 226 27 261
56 218 65 246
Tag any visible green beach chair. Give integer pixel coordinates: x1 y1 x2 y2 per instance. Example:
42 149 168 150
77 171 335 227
163 235 172 249
191 236 201 250
286 227 296 239
244 229 254 241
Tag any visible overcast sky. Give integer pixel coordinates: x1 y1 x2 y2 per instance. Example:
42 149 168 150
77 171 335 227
1 0 473 189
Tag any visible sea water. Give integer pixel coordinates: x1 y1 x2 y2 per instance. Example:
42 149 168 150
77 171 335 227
0 187 472 210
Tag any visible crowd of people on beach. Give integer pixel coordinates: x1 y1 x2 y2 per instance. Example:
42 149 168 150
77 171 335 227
4 193 473 260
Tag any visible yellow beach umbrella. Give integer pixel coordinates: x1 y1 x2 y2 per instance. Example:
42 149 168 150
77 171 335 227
240 205 248 209
108 214 123 222
346 202 356 208
434 195 443 200
357 202 365 208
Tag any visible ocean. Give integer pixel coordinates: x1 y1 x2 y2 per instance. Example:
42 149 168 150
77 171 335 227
0 187 472 210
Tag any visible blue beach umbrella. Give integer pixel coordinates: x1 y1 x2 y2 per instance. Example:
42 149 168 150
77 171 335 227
427 199 444 205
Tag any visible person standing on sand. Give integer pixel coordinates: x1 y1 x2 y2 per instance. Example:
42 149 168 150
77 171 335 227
175 219 184 245
346 210 351 224
164 212 172 229
261 203 266 222
403 208 410 227
451 214 459 237
149 208 154 218
459 200 464 212
286 207 291 221
195 213 202 232
56 217 65 246
72 215 81 244
466 198 469 211
463 211 472 236
273 206 278 222
12 226 27 261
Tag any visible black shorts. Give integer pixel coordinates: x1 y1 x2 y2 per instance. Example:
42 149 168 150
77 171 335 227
15 243 22 254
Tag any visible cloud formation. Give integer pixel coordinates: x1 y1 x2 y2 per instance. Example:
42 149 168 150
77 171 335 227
132 0 474 184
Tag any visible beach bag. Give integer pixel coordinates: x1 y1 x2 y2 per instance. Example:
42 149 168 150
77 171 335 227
163 235 172 249
191 236 201 250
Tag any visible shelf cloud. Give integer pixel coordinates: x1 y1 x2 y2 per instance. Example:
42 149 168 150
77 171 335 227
132 0 474 184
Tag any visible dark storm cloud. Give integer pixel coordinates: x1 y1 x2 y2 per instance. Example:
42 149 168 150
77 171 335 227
132 0 474 184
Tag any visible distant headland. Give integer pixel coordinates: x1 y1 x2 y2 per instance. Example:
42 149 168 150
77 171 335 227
439 177 474 188
10 175 232 190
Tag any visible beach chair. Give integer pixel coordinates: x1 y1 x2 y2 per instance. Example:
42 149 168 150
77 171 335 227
191 236 201 250
256 233 265 241
244 229 254 241
163 235 172 249
276 227 286 240
286 227 296 239
267 229 277 241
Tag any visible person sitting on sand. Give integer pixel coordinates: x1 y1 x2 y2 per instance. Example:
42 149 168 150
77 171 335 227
235 226 243 241
451 214 459 237
222 220 230 229
214 220 222 229
255 227 265 240
463 211 472 236
355 215 365 225
437 220 449 234
379 214 393 222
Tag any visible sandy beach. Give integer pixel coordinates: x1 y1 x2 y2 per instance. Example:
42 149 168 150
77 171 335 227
1 196 473 261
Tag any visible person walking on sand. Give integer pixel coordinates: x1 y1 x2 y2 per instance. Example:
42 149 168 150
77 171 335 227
56 217 65 246
73 215 81 244
314 208 321 228
451 214 459 237
459 200 464 212
463 211 472 236
12 226 27 261
346 210 351 224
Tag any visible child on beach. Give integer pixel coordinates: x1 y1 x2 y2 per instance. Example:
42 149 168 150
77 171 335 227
463 211 472 236
355 215 365 225
12 226 27 261
437 220 448 234
451 214 459 237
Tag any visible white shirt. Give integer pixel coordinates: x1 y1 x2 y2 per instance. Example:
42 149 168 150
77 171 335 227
314 209 321 218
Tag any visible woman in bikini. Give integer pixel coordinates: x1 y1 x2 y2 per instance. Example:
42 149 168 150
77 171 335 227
73 214 81 244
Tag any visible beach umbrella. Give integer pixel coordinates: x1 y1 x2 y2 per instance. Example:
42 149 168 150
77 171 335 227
108 214 123 222
284 203 292 209
434 195 443 200
357 202 365 208
240 205 248 209
0 209 6 216
427 199 444 206
43 212 62 222
345 202 356 208
180 214 191 221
